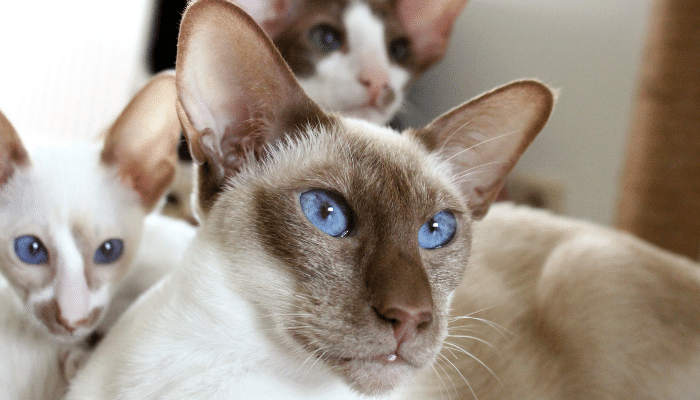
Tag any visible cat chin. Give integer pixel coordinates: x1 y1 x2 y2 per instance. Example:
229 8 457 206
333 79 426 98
336 357 416 396
340 106 395 126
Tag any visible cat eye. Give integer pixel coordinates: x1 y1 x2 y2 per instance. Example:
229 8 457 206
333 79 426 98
94 239 124 264
14 235 49 265
300 189 354 238
388 37 410 63
309 24 343 53
418 210 457 250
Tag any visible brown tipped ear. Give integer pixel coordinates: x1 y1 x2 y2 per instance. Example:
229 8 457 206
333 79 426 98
397 0 469 72
176 0 328 215
410 80 556 219
101 71 181 210
0 110 30 185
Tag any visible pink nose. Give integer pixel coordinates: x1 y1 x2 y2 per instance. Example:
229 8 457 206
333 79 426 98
374 303 433 346
358 67 394 108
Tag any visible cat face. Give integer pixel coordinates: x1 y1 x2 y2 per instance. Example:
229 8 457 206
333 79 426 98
176 0 554 394
0 73 180 342
234 0 469 125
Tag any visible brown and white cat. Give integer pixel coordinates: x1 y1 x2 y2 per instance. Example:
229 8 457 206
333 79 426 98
231 0 468 126
0 73 188 399
397 203 700 400
64 0 553 398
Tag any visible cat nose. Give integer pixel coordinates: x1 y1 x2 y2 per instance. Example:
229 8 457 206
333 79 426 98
367 244 434 346
358 68 394 108
374 303 433 346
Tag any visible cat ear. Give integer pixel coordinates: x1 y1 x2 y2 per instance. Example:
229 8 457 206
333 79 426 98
397 0 469 71
234 0 301 38
410 80 556 219
0 110 30 186
101 71 181 210
176 0 328 214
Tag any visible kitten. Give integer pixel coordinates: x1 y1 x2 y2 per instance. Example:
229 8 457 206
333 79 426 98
397 203 700 400
0 73 185 399
64 1 553 398
161 0 469 224
231 0 468 126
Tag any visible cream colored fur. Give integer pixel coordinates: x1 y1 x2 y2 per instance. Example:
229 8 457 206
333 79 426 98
398 203 700 400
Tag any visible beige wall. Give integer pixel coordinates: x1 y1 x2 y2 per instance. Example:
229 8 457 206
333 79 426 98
407 0 652 225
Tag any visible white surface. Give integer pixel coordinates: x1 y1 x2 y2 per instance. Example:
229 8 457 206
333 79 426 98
0 0 154 141
408 0 652 225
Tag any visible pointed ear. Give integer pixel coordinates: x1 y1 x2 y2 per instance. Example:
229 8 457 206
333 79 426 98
0 110 30 186
176 0 329 214
410 80 556 219
397 0 469 71
101 71 181 211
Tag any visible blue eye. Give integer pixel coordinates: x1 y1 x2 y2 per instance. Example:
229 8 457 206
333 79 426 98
309 24 343 53
300 190 353 237
14 235 49 265
94 239 123 264
418 211 457 250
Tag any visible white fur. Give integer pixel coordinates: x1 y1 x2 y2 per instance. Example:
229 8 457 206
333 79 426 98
297 3 410 125
65 241 365 400
0 145 195 399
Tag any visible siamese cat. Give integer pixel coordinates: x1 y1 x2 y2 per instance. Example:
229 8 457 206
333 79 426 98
0 73 190 399
162 0 469 224
64 0 553 398
397 203 700 400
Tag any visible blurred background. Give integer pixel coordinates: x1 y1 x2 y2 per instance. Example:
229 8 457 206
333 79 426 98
0 0 652 227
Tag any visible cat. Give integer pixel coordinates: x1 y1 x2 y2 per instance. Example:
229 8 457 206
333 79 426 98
162 0 469 224
64 0 554 398
0 72 189 399
395 203 700 400
216 0 468 126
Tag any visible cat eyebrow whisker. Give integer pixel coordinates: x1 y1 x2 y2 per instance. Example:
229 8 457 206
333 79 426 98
452 162 509 180
443 129 522 165
437 120 472 156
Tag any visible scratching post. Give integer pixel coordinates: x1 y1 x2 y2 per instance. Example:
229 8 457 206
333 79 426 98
616 0 700 259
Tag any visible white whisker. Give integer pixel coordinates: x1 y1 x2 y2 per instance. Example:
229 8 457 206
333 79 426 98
444 129 522 164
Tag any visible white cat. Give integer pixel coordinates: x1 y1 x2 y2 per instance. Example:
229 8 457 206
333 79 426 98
64 1 553 398
0 72 189 399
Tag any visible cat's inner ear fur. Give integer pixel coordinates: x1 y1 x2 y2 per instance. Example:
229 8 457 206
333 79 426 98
0 110 30 186
176 0 329 215
100 71 181 210
397 0 469 72
410 79 556 219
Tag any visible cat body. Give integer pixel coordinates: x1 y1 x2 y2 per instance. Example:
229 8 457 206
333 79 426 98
65 1 553 398
0 73 184 399
399 203 700 400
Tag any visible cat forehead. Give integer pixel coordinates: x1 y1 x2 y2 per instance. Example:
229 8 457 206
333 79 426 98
235 117 466 217
1 143 141 229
